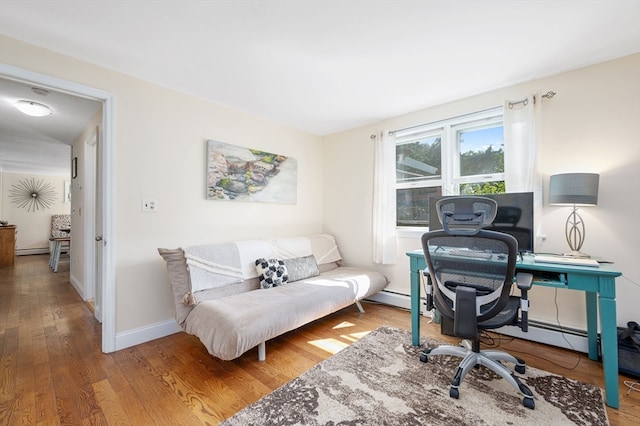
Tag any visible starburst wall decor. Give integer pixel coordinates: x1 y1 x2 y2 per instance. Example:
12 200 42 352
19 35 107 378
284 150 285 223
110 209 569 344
9 178 57 213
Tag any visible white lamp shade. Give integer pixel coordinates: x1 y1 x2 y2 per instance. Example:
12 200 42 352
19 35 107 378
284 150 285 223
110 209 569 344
549 173 599 206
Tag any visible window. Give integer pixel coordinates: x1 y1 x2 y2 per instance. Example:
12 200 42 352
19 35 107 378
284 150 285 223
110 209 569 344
395 108 504 228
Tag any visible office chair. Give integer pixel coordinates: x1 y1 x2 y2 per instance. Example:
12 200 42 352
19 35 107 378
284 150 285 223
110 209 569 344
420 196 535 409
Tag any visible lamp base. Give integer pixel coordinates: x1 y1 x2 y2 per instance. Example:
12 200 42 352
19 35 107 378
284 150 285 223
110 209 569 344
562 250 591 258
564 207 589 257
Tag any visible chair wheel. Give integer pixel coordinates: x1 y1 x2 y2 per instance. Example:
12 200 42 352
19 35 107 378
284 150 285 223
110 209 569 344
449 387 459 399
515 365 525 374
419 353 429 363
523 397 535 410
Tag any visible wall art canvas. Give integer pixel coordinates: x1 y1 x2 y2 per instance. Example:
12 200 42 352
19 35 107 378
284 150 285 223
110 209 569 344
206 140 297 204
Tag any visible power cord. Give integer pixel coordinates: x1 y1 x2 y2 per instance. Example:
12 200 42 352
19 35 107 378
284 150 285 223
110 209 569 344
624 380 640 395
497 288 582 371
481 329 583 370
622 274 640 288
551 288 581 370
480 330 514 348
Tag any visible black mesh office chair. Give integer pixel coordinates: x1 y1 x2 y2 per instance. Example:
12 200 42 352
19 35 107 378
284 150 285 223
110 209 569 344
420 196 535 409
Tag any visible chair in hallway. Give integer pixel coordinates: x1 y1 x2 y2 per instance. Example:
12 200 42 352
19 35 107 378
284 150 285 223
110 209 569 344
49 214 71 272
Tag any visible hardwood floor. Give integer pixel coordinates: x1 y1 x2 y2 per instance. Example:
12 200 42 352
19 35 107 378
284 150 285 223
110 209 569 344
1 254 638 425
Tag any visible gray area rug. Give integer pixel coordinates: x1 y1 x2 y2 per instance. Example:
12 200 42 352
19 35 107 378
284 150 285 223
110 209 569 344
222 326 608 426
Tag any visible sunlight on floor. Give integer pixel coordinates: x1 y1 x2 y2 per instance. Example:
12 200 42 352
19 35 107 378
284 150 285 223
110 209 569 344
332 321 355 329
341 331 370 342
308 323 372 355
308 338 350 354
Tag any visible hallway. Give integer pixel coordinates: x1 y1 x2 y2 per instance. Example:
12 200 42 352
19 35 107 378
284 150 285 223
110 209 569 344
0 254 101 423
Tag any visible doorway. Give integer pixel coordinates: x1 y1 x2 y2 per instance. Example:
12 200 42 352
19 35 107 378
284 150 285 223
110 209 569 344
0 63 116 352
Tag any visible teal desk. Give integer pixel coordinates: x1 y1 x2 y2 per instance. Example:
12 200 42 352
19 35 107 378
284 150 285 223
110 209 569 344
406 250 622 408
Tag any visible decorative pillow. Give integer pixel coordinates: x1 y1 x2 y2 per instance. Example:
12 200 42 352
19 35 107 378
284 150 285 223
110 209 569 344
283 255 320 282
255 258 289 288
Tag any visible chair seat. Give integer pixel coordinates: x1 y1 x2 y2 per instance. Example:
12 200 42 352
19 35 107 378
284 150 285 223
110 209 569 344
479 296 520 329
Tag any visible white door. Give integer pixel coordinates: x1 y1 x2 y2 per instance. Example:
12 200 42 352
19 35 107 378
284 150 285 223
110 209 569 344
83 130 96 300
94 126 104 323
83 126 101 322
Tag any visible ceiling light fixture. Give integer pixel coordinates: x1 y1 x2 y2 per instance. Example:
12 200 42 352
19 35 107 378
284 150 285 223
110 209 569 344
15 100 52 117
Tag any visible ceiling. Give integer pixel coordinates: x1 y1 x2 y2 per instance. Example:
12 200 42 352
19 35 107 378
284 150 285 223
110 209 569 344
0 78 101 175
0 1 639 175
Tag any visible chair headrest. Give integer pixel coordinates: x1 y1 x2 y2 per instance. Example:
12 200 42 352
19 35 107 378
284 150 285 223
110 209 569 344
435 196 498 235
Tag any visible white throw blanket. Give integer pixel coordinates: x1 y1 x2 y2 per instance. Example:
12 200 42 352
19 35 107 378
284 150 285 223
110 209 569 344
184 243 243 293
235 237 314 279
184 235 337 300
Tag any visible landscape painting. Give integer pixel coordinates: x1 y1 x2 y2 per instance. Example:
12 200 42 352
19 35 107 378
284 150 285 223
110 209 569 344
206 140 297 204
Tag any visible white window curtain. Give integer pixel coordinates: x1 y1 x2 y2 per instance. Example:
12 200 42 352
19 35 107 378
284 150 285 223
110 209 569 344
372 129 397 264
503 94 544 250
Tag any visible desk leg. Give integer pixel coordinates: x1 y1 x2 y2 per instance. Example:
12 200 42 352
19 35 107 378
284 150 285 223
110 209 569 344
598 277 619 408
585 291 599 361
410 259 421 346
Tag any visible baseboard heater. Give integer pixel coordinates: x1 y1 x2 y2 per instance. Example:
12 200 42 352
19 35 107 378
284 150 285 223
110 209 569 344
366 290 594 354
494 320 592 354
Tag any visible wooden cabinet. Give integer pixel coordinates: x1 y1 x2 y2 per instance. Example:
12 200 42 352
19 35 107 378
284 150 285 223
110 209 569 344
0 225 17 267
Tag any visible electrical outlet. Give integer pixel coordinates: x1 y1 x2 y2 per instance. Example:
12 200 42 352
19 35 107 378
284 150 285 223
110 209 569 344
142 199 158 212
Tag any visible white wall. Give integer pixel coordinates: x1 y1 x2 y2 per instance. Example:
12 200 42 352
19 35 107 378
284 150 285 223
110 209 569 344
1 35 324 335
0 171 71 252
2 33 637 345
323 54 640 329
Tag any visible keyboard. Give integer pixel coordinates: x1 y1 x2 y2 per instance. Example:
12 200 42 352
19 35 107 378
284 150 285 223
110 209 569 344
448 249 493 260
533 254 599 267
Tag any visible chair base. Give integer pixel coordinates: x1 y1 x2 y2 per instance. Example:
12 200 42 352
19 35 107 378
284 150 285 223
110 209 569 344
420 342 535 409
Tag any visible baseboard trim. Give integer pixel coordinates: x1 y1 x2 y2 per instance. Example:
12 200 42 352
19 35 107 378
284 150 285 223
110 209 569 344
17 248 49 256
113 293 592 353
69 273 84 300
366 290 414 311
115 319 182 351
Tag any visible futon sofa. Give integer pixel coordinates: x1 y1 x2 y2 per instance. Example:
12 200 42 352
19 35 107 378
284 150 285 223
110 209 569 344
158 234 389 361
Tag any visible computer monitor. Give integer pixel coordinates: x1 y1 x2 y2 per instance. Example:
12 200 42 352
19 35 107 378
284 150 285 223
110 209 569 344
428 192 534 253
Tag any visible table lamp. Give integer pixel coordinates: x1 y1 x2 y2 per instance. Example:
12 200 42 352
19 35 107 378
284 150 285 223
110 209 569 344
549 173 599 258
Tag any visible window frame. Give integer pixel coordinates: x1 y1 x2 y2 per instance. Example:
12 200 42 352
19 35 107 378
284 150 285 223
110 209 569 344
395 107 504 233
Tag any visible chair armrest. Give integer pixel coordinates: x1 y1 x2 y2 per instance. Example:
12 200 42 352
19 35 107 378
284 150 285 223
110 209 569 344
516 272 533 291
515 272 533 332
423 270 434 311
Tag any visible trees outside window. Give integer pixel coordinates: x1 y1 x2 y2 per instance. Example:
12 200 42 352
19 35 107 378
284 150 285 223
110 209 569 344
395 108 504 228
